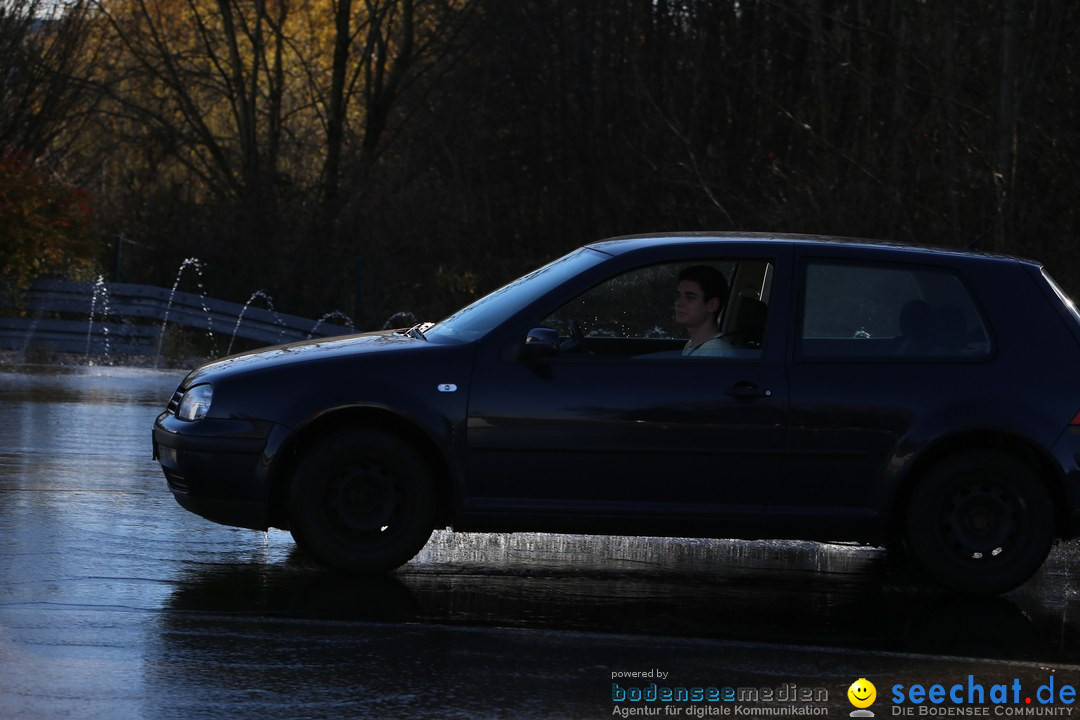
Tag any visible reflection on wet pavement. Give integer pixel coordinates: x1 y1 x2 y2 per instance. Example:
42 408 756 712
3 367 1080 719
165 535 1077 661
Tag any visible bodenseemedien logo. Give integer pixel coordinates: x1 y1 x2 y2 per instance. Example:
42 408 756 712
849 678 877 717
609 670 830 717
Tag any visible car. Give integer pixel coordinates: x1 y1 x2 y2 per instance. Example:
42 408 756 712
152 232 1080 594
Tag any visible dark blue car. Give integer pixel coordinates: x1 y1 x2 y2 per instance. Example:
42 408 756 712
152 233 1080 593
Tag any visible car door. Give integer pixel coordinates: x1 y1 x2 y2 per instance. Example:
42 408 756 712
780 249 995 523
462 247 792 526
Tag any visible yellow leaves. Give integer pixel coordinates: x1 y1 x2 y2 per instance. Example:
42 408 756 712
79 0 434 198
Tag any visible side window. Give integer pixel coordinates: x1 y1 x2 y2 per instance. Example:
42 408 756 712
545 263 690 341
799 261 991 359
541 259 774 358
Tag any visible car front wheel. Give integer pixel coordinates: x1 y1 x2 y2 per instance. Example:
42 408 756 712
289 429 435 573
904 449 1054 595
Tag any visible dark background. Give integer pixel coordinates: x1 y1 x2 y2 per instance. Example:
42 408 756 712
3 0 1077 327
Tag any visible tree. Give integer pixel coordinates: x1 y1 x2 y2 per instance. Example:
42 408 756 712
41 0 1080 324
0 0 100 299
80 0 475 316
0 150 96 299
0 0 99 162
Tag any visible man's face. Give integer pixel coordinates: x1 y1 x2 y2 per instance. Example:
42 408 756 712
675 279 719 328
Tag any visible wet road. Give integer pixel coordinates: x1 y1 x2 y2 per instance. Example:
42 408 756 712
3 367 1080 719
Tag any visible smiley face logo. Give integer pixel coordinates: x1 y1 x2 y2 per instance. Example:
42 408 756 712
848 678 877 709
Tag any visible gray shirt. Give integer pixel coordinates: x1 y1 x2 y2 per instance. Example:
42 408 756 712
682 335 735 357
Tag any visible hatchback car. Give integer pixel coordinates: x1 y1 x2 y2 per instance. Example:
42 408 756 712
152 233 1080 594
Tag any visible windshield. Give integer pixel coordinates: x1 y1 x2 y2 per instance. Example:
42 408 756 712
426 247 608 341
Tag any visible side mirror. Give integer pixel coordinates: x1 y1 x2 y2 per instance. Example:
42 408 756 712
521 327 560 358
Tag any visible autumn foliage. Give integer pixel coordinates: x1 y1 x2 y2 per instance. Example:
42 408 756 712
0 150 95 299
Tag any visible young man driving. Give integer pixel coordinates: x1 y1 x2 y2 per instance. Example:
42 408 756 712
675 265 735 357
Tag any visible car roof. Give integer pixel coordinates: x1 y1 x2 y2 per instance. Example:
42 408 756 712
585 231 1038 267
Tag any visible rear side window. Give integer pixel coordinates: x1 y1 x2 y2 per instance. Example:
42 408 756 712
799 261 991 359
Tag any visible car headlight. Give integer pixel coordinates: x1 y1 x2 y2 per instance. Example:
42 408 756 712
177 384 213 421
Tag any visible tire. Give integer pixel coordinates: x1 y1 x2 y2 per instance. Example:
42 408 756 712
904 449 1054 595
289 429 435 573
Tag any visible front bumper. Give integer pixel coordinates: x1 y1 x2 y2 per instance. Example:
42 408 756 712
153 411 287 531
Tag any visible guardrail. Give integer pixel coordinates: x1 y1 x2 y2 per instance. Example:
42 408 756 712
0 279 355 357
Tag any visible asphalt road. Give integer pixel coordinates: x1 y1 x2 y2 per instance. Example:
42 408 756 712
3 366 1080 719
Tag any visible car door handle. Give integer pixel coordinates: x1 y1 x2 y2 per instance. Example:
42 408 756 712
726 381 772 399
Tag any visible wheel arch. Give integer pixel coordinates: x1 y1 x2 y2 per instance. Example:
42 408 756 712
267 405 456 530
889 429 1067 540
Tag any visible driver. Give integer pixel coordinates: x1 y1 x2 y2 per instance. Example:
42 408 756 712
675 265 735 357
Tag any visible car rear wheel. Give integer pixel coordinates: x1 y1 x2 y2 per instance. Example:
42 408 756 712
904 450 1054 594
289 429 435 573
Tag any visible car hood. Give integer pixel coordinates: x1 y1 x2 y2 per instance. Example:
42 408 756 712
182 330 425 386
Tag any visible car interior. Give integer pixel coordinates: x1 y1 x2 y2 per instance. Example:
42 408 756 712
540 259 774 359
797 261 992 359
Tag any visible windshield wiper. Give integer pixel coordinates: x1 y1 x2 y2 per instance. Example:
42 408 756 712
404 322 433 341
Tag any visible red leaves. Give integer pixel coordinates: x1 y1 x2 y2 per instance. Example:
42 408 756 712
0 148 97 296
